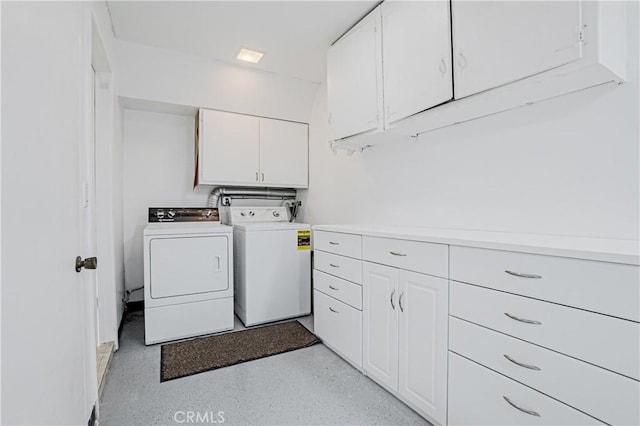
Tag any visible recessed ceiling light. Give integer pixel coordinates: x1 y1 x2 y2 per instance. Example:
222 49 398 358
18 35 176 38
236 48 264 64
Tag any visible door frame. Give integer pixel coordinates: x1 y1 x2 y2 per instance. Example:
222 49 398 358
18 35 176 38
90 12 120 350
77 5 118 420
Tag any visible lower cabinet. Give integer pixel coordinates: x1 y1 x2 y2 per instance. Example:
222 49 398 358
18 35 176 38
363 262 448 425
313 289 362 369
448 353 603 425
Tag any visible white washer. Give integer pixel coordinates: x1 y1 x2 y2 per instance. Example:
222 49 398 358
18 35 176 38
144 209 234 345
225 206 311 327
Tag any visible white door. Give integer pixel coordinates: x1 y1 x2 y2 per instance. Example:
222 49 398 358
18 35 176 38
1 2 96 423
398 271 449 424
452 0 583 98
382 0 453 126
363 262 399 391
327 6 382 140
259 118 308 188
199 109 260 185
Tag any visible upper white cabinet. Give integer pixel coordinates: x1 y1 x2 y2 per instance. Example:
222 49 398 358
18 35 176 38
452 1 582 98
327 1 453 142
328 0 628 151
197 109 259 186
382 0 453 126
259 118 308 188
327 6 382 141
195 109 308 188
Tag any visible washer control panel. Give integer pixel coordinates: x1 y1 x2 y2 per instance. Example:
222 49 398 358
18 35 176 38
148 207 220 223
227 207 289 224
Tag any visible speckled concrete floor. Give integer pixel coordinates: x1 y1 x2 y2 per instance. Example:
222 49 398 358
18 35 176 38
99 311 429 426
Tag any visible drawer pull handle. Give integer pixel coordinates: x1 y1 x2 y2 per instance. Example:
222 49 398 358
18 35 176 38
399 292 404 312
504 354 541 371
329 241 340 245
505 270 542 279
504 312 542 325
389 251 407 257
390 289 396 310
328 285 339 291
329 307 339 314
503 396 541 417
329 263 340 268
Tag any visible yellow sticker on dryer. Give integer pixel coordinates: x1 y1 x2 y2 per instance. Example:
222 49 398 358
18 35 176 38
297 230 311 250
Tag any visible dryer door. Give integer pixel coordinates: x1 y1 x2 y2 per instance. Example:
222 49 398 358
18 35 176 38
149 235 230 299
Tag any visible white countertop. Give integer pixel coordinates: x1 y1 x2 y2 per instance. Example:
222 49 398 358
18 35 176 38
312 224 640 265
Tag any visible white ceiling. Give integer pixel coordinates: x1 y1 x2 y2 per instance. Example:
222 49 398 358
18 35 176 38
107 1 378 83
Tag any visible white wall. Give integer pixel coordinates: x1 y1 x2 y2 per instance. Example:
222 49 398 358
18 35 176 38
115 39 319 123
122 110 210 297
300 3 639 241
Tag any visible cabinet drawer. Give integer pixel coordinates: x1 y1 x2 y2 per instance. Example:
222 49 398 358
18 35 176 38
314 270 362 310
448 352 603 425
450 281 640 380
362 236 448 278
450 246 640 322
449 317 640 425
314 290 362 369
314 231 361 259
314 250 362 284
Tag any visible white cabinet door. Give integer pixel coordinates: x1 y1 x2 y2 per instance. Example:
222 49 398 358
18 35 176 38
452 1 582 99
398 271 449 424
327 6 382 141
199 109 259 185
382 0 453 126
363 262 399 391
259 118 308 188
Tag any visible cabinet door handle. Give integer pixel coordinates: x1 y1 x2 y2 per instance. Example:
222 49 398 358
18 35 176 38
261 172 265 182
329 263 340 268
504 354 541 371
255 172 259 181
390 289 396 310
329 306 339 314
504 312 542 325
398 292 404 312
505 270 542 279
329 241 340 245
439 57 447 75
389 251 407 257
457 52 468 69
214 256 222 272
503 396 541 417
328 285 339 291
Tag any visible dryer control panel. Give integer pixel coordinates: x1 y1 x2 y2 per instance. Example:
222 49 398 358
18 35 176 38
148 207 220 223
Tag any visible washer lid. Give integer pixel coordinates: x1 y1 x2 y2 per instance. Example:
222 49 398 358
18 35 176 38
234 222 311 232
144 222 232 236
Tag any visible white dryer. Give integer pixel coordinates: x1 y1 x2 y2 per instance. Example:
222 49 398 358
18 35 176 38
224 206 311 327
144 208 233 345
